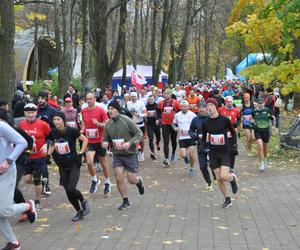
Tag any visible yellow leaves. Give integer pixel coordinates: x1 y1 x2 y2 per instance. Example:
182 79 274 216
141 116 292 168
76 224 81 233
103 226 123 232
36 217 49 222
26 12 47 21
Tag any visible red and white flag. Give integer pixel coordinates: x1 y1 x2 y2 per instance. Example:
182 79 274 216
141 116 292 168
157 74 164 89
130 65 147 90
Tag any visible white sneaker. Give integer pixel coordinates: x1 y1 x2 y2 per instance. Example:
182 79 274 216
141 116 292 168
263 159 268 169
140 153 145 162
259 162 265 172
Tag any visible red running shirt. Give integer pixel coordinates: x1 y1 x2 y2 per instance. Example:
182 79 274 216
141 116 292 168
81 106 108 143
218 106 240 126
157 99 181 125
19 119 51 159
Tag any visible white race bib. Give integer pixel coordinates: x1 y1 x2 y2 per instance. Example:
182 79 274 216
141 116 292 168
112 139 125 149
210 134 225 145
67 121 76 128
54 142 70 155
163 107 173 114
147 110 156 117
86 128 99 139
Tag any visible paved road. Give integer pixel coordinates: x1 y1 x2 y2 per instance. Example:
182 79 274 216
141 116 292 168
1 143 300 250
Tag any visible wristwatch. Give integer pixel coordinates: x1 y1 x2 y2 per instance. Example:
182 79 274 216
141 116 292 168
6 158 14 165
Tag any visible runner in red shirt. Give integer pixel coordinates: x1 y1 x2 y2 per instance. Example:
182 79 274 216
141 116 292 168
157 88 181 166
81 92 111 195
218 96 240 171
19 103 51 210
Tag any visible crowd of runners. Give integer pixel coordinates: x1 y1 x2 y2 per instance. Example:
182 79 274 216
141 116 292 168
0 80 283 249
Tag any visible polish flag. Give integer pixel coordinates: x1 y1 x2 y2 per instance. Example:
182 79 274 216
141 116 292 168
130 65 147 90
157 74 164 89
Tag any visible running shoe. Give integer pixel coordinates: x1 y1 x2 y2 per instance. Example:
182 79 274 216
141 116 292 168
171 153 176 162
206 183 213 191
230 173 238 194
42 178 51 195
140 153 145 162
150 153 157 160
104 183 111 195
163 159 170 167
263 159 268 169
2 240 21 250
118 200 130 210
18 213 28 223
259 162 265 172
90 179 100 194
81 200 90 216
184 156 189 164
222 197 232 209
72 211 83 222
26 200 37 223
189 168 195 177
35 200 41 211
136 177 145 195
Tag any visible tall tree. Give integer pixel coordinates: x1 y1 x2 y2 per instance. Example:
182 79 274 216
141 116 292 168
89 0 128 89
81 0 89 88
132 0 140 68
0 0 15 102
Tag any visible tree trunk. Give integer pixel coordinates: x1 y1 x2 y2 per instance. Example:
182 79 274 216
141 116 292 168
89 0 127 89
195 15 201 79
168 25 177 85
204 6 210 79
0 0 15 102
176 0 192 82
58 0 74 98
81 0 89 88
153 0 172 85
34 15 39 81
132 0 140 68
151 0 159 83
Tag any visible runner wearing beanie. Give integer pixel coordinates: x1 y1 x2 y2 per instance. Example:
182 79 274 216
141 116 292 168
202 98 239 208
48 112 90 221
102 100 144 210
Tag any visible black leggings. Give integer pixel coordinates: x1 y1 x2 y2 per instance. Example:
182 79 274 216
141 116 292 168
14 163 26 204
59 167 84 211
147 125 161 153
162 125 177 159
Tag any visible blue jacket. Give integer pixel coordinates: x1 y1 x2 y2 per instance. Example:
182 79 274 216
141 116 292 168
189 115 209 153
37 104 57 128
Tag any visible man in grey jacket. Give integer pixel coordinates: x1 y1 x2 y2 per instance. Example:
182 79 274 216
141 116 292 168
102 101 145 211
0 111 37 250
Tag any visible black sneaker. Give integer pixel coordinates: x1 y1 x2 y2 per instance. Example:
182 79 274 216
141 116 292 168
42 178 51 195
81 200 90 216
104 183 111 195
230 173 238 194
150 153 157 160
72 211 83 222
2 240 21 250
90 179 100 194
35 200 41 211
222 197 232 209
118 200 130 210
136 177 145 195
26 200 37 224
163 159 170 167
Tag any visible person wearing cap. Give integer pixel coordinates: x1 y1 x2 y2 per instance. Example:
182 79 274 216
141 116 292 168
252 98 273 172
172 100 197 176
48 112 90 221
0 113 38 250
241 93 255 154
157 88 181 166
102 101 144 210
19 103 51 210
189 101 215 190
218 95 241 171
81 92 111 195
62 97 80 129
127 92 147 162
37 91 57 128
145 95 161 160
201 98 239 209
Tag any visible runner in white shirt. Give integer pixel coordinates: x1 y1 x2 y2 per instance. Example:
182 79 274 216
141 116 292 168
172 100 197 177
127 92 147 161
173 84 186 102
153 89 164 104
139 88 149 105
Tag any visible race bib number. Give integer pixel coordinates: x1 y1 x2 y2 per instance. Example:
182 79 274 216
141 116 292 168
180 130 189 136
112 139 124 149
190 104 197 108
67 121 76 128
86 128 99 139
147 110 156 117
210 134 225 145
54 142 71 155
163 107 173 114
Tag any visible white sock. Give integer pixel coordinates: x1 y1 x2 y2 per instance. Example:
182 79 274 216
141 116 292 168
91 175 98 182
105 178 110 184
